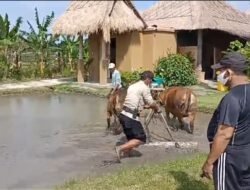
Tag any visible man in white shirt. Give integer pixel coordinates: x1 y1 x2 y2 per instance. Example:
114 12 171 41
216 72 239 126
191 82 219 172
107 63 122 110
108 63 122 95
115 71 160 162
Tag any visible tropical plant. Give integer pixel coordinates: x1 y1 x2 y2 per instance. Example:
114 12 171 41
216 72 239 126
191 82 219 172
20 8 58 76
155 54 197 86
226 40 250 57
82 39 93 80
58 35 79 71
121 69 144 87
0 14 22 49
0 13 23 77
226 40 250 77
57 36 92 80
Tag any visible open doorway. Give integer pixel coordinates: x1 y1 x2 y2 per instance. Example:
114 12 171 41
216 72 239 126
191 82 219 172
109 38 116 79
110 38 116 63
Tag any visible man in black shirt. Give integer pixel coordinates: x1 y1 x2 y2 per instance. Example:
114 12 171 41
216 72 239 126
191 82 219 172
201 52 250 190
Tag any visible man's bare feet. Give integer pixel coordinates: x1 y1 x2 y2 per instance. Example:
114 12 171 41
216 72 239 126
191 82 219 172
114 146 122 163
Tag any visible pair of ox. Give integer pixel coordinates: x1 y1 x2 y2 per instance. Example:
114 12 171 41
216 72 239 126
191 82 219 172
106 87 198 134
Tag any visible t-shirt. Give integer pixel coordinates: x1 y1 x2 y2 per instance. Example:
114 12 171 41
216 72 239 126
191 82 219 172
112 69 122 89
121 80 155 121
207 84 250 146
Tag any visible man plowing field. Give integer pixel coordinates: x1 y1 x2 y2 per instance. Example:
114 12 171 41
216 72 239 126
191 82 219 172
114 71 160 162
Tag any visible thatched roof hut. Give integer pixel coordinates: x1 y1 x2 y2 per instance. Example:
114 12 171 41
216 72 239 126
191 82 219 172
142 1 250 39
52 0 146 83
52 0 146 42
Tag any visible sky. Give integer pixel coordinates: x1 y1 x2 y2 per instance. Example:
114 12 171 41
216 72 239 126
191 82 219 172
0 1 250 32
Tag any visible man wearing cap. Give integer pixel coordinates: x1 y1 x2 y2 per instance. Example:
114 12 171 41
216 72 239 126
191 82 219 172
115 70 160 162
108 63 122 95
201 52 250 190
107 63 122 111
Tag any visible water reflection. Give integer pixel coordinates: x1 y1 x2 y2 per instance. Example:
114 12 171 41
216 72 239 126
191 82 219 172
0 94 109 188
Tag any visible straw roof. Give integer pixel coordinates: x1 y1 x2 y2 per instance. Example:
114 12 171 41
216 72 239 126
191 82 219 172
142 1 250 38
52 0 146 42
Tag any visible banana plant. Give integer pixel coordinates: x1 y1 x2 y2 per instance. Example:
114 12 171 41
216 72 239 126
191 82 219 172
0 13 22 68
58 35 79 71
20 8 58 76
58 36 92 79
82 38 93 80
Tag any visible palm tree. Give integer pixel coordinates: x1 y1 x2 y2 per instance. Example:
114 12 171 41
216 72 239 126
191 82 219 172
20 8 58 76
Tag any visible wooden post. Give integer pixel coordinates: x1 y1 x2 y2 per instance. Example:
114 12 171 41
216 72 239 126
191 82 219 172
197 30 203 69
77 34 84 82
213 47 216 79
99 35 109 84
197 29 205 82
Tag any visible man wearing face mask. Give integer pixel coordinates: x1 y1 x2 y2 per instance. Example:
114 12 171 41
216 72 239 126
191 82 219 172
114 70 160 162
201 52 250 190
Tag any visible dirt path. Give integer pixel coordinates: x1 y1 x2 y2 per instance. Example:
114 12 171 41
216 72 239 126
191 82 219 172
0 78 112 91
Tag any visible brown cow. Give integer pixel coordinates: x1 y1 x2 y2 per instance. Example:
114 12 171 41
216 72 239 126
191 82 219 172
156 87 198 134
106 88 127 134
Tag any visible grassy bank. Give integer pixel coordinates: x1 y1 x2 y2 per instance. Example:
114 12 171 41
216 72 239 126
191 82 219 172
53 84 110 98
0 86 54 96
198 92 225 113
53 84 225 113
56 154 213 190
0 84 110 97
0 83 225 113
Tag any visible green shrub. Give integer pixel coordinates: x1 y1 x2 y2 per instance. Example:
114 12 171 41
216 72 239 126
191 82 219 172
155 54 197 86
0 61 7 80
226 40 250 77
8 67 22 80
43 65 54 79
62 67 74 77
121 69 144 87
21 65 37 79
182 52 196 69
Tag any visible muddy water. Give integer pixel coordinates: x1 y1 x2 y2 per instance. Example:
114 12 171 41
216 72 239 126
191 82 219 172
0 94 212 189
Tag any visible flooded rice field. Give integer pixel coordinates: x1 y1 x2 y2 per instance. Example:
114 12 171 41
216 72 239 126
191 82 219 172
0 94 211 189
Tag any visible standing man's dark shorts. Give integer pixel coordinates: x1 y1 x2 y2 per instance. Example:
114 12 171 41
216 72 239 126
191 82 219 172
118 113 146 143
213 145 250 190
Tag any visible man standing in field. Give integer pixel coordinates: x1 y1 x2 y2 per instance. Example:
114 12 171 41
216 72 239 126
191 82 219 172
107 62 122 113
108 62 122 96
201 52 250 190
